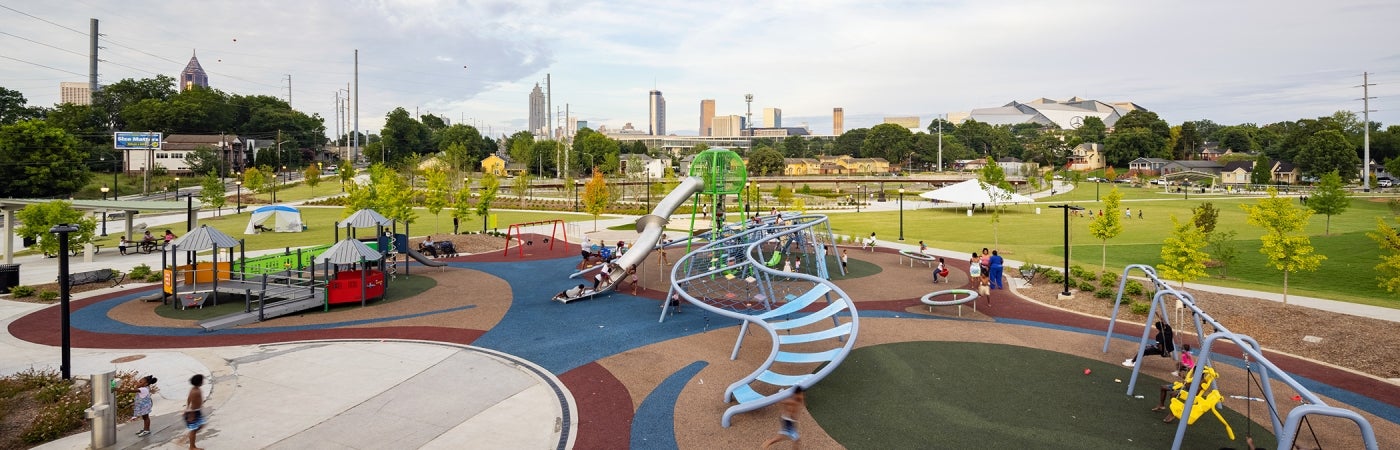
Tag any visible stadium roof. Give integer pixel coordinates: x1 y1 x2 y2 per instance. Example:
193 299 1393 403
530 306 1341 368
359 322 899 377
951 97 1147 130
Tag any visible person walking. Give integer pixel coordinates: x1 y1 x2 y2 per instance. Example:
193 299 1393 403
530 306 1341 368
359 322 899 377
988 250 1005 290
762 387 806 449
185 374 207 450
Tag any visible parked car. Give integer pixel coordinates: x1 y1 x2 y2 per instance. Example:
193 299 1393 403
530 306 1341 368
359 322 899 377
1114 178 1134 183
1379 178 1394 188
1150 178 1167 185
1086 176 1108 182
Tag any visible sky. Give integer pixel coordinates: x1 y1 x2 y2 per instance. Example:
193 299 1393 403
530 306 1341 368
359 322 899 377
4 0 1400 139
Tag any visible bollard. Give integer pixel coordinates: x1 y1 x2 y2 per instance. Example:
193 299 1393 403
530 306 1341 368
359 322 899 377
84 371 117 448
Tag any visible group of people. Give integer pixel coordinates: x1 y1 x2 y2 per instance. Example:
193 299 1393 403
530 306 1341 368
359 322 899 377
417 235 458 258
970 247 1005 299
117 229 176 255
117 372 208 449
1122 321 1211 425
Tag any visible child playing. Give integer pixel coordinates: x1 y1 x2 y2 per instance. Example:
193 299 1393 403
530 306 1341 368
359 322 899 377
933 258 946 283
125 375 157 437
186 374 206 449
841 249 849 269
1174 344 1195 377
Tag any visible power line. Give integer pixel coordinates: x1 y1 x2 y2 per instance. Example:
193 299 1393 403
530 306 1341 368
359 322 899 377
0 2 87 35
0 31 87 58
0 54 87 77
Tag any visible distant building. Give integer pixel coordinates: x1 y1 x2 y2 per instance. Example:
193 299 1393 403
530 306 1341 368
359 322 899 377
529 84 546 136
125 134 242 175
883 116 920 129
700 99 715 136
833 107 844 135
1128 157 1169 174
764 107 782 128
619 154 671 178
712 115 744 137
1161 160 1224 178
749 127 810 137
949 97 1146 129
481 154 507 176
649 90 666 136
59 82 91 105
179 50 209 91
1220 160 1253 185
1067 143 1105 171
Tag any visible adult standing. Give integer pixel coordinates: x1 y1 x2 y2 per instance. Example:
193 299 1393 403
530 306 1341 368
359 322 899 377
979 248 991 277
988 250 1004 290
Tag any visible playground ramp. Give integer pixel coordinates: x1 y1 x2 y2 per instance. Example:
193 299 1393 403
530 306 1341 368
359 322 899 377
669 214 859 427
196 278 326 331
560 176 705 302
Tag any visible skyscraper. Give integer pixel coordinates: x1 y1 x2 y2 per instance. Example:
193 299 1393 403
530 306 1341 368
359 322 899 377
528 83 546 135
833 107 844 135
700 99 715 136
649 90 666 136
764 107 782 128
59 82 91 105
179 50 209 91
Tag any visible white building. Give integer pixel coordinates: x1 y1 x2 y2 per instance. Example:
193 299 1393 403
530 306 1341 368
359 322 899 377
764 107 782 128
59 82 92 105
711 115 744 137
950 97 1146 129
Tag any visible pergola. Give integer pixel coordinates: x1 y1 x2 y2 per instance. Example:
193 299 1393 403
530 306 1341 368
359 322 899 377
0 198 204 264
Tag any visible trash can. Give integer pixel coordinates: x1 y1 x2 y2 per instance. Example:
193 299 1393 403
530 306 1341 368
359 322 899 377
0 264 19 294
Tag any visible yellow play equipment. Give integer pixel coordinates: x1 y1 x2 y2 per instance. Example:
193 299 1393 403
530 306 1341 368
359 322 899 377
1169 365 1235 439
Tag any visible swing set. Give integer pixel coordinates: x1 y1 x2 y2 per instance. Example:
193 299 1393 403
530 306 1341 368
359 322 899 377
1105 264 1379 450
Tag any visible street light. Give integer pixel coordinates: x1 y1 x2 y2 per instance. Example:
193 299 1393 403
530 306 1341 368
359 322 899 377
574 180 580 212
744 182 751 218
235 180 243 213
755 182 761 214
898 186 905 241
99 185 110 236
1049 204 1085 298
856 185 862 213
172 177 180 201
50 223 79 380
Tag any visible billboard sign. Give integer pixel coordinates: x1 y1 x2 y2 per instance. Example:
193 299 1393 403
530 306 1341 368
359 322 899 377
114 132 162 150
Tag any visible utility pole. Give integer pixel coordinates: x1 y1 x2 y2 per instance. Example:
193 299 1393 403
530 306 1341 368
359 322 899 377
745 94 754 136
353 50 360 163
284 74 292 107
937 114 944 172
88 19 98 102
1360 72 1375 191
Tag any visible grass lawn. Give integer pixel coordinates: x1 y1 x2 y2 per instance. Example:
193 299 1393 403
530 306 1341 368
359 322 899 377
88 207 592 253
809 342 1272 449
828 188 1400 308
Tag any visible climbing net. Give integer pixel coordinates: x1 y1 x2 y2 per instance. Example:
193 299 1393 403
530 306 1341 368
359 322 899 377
667 213 839 318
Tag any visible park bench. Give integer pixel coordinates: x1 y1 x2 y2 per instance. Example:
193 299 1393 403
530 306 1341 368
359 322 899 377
1019 266 1038 287
63 268 126 289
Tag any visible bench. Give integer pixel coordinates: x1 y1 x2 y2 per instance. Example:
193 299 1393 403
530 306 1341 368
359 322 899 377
897 250 936 268
1019 267 1038 286
44 244 103 258
63 269 126 289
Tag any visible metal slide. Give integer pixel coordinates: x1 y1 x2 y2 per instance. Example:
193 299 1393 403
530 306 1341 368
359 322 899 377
559 176 705 302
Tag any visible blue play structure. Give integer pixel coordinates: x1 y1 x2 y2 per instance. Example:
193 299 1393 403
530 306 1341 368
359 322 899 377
1106 264 1378 450
667 212 856 427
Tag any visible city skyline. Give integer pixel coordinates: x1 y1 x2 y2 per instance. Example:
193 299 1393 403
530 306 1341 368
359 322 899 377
3 1 1400 139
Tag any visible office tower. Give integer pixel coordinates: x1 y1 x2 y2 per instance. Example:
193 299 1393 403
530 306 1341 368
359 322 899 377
833 108 844 135
179 50 209 91
712 115 743 137
764 107 782 128
649 90 666 135
60 82 92 105
529 84 546 135
700 99 715 136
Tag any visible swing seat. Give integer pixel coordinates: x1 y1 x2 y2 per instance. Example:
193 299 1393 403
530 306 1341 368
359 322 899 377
1168 366 1236 440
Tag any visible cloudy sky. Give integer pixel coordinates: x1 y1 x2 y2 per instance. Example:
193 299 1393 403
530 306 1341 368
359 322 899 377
4 0 1400 138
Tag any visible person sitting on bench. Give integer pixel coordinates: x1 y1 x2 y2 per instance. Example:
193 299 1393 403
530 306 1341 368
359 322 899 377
420 236 439 257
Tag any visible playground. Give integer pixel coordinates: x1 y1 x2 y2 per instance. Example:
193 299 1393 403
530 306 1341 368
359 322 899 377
2 150 1398 449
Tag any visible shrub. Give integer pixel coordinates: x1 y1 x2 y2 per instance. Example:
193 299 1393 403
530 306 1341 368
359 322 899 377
1100 271 1119 286
129 264 153 280
1043 270 1065 284
1094 289 1113 299
21 383 89 444
9 285 36 297
1077 280 1097 292
1070 265 1097 281
1130 302 1152 315
37 290 58 301
145 273 163 283
1124 280 1146 297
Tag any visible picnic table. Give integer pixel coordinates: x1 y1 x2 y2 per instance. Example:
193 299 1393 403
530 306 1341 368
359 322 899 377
136 240 159 254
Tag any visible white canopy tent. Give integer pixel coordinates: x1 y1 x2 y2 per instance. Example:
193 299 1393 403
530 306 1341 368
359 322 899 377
918 179 1034 206
244 205 304 234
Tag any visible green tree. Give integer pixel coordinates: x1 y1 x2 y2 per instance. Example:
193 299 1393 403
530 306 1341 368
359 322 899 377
1206 229 1240 278
1307 170 1349 235
0 120 92 198
423 166 450 224
1216 126 1258 153
1251 153 1273 185
511 172 532 207
243 167 269 200
15 201 96 256
1076 116 1107 144
475 172 500 232
1103 128 1166 167
1088 187 1124 270
1367 217 1400 293
781 135 809 158
747 146 786 176
862 123 914 163
979 157 1014 248
91 76 176 130
1173 121 1202 161
451 179 474 233
833 128 868 156
0 86 44 125
303 164 322 188
582 169 610 231
1241 187 1326 305
1157 215 1209 288
379 107 432 163
773 184 794 207
337 160 356 191
1295 129 1361 180
1191 202 1219 234
375 166 417 225
199 175 227 216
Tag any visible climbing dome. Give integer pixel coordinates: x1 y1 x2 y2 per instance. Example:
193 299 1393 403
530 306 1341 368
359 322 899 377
688 148 747 196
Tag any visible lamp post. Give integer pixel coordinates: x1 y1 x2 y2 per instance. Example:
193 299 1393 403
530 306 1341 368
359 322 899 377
100 186 109 236
744 182 751 218
1049 204 1085 298
574 180 580 212
235 181 243 213
898 186 905 241
755 182 761 213
856 185 862 213
172 177 180 201
184 193 194 232
50 223 79 379
1095 179 1100 202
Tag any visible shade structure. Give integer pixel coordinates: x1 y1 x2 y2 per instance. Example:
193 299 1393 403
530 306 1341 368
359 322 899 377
339 209 391 228
168 224 240 252
319 238 384 264
917 179 1035 205
244 205 304 234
